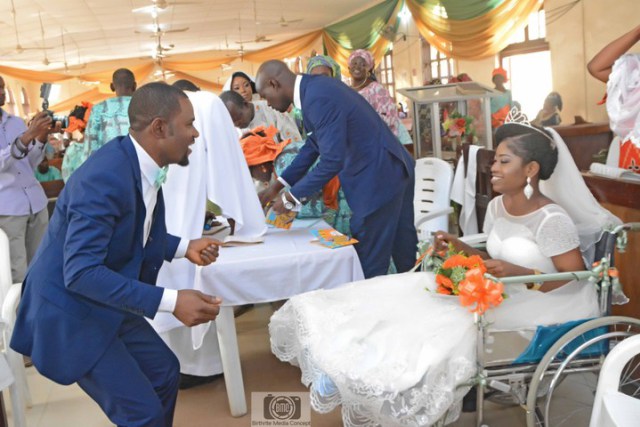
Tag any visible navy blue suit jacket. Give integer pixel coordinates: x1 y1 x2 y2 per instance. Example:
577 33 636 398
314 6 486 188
280 75 415 218
11 136 180 385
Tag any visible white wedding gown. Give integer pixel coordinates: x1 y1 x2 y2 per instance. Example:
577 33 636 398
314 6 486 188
269 197 600 426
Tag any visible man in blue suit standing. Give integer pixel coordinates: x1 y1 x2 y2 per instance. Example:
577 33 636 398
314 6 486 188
256 60 417 278
11 82 222 426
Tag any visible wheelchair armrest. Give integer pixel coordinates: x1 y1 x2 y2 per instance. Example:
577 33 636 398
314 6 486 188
459 233 488 248
488 270 595 286
415 207 454 229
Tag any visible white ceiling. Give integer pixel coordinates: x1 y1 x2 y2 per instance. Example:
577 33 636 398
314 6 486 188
0 0 378 72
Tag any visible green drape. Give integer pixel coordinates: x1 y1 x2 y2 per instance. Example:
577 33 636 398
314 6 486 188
324 0 400 50
436 0 504 20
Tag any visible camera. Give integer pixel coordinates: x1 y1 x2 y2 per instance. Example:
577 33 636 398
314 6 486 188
40 83 69 129
263 394 301 420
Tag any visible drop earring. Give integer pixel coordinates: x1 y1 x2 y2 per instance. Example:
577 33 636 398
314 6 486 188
524 176 533 200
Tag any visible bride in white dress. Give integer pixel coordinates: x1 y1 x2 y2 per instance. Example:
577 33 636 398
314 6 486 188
269 122 620 426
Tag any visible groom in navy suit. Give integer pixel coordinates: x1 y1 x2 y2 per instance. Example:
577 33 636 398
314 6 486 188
256 60 417 278
11 82 222 426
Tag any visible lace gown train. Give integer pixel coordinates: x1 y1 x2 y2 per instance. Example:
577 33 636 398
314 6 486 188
269 197 600 426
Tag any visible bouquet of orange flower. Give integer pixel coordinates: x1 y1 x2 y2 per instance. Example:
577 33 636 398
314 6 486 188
442 110 475 139
418 244 505 315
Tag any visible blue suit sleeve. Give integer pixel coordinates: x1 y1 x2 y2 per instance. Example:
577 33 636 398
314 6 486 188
165 234 181 262
287 97 345 199
63 177 163 318
280 136 320 187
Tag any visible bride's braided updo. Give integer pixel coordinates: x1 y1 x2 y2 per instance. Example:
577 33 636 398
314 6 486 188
495 123 559 180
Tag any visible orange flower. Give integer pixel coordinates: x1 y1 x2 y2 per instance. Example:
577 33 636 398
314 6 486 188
436 274 454 289
437 285 453 295
464 255 487 274
442 254 468 269
458 267 504 315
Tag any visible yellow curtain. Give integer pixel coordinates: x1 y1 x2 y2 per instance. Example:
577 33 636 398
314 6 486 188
48 88 111 114
171 72 224 93
242 30 323 63
164 56 236 72
406 0 542 59
0 65 70 83
79 62 155 87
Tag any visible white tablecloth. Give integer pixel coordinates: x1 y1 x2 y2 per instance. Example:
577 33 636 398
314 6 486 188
193 219 365 306
185 220 364 416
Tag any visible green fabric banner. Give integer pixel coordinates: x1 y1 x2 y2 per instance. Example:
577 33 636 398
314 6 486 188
414 0 504 21
324 0 400 50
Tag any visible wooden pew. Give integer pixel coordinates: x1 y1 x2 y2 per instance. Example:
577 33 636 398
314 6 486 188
552 122 612 171
583 173 640 318
40 179 65 217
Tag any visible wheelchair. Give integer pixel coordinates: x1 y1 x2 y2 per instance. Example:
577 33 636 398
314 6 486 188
445 223 640 427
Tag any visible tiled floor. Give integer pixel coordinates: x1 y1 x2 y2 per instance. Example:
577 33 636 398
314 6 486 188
7 304 585 426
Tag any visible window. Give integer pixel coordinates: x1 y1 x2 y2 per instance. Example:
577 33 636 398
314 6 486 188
376 50 395 99
499 7 551 120
500 8 548 58
20 87 30 116
5 87 18 116
421 37 455 85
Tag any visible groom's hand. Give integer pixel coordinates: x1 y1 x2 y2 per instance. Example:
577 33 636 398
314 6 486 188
174 290 222 326
186 238 221 266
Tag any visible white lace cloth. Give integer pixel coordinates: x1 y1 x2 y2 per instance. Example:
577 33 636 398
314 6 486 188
270 199 601 426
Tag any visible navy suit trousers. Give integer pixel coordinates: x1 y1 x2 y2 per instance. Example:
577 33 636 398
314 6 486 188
350 176 418 278
77 314 180 427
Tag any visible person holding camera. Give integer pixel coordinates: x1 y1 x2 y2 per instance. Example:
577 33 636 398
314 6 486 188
0 75 59 282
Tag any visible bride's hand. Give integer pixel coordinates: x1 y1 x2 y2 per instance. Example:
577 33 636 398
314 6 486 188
484 259 528 278
433 231 457 253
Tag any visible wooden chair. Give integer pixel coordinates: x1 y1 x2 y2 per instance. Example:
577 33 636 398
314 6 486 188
48 157 63 171
552 122 613 171
40 180 65 218
460 146 497 232
475 148 497 229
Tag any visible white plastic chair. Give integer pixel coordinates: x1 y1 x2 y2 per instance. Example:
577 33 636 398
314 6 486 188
414 157 454 241
590 334 640 427
0 229 29 427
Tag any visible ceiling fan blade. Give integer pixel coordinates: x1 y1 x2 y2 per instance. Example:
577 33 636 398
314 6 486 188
163 27 189 33
280 18 303 26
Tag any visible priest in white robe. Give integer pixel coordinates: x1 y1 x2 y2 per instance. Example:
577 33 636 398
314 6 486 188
151 89 266 384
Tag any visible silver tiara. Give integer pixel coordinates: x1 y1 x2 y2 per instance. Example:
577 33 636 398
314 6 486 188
503 106 556 146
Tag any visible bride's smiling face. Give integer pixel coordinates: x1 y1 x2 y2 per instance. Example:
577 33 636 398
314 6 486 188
490 140 529 194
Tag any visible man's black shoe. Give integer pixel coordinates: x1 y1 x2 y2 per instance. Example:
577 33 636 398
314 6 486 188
179 373 223 390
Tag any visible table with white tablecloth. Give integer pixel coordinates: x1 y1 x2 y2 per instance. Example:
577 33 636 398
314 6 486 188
192 219 364 416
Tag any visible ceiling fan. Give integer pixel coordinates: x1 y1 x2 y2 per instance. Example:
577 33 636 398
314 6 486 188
148 31 175 60
38 12 52 66
277 15 303 27
1 0 53 55
236 34 272 44
135 21 189 36
59 29 86 73
132 0 201 14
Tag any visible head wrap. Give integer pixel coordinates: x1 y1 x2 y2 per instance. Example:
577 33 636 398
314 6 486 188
222 71 256 94
348 49 374 70
492 67 509 83
240 125 292 166
64 101 93 133
306 55 342 80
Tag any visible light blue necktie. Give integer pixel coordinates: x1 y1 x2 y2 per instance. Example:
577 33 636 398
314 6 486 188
154 166 168 188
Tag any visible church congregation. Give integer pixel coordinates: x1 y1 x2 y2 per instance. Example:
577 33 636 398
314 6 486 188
0 1 639 426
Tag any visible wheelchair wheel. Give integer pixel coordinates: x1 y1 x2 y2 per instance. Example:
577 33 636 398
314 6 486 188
525 316 640 427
